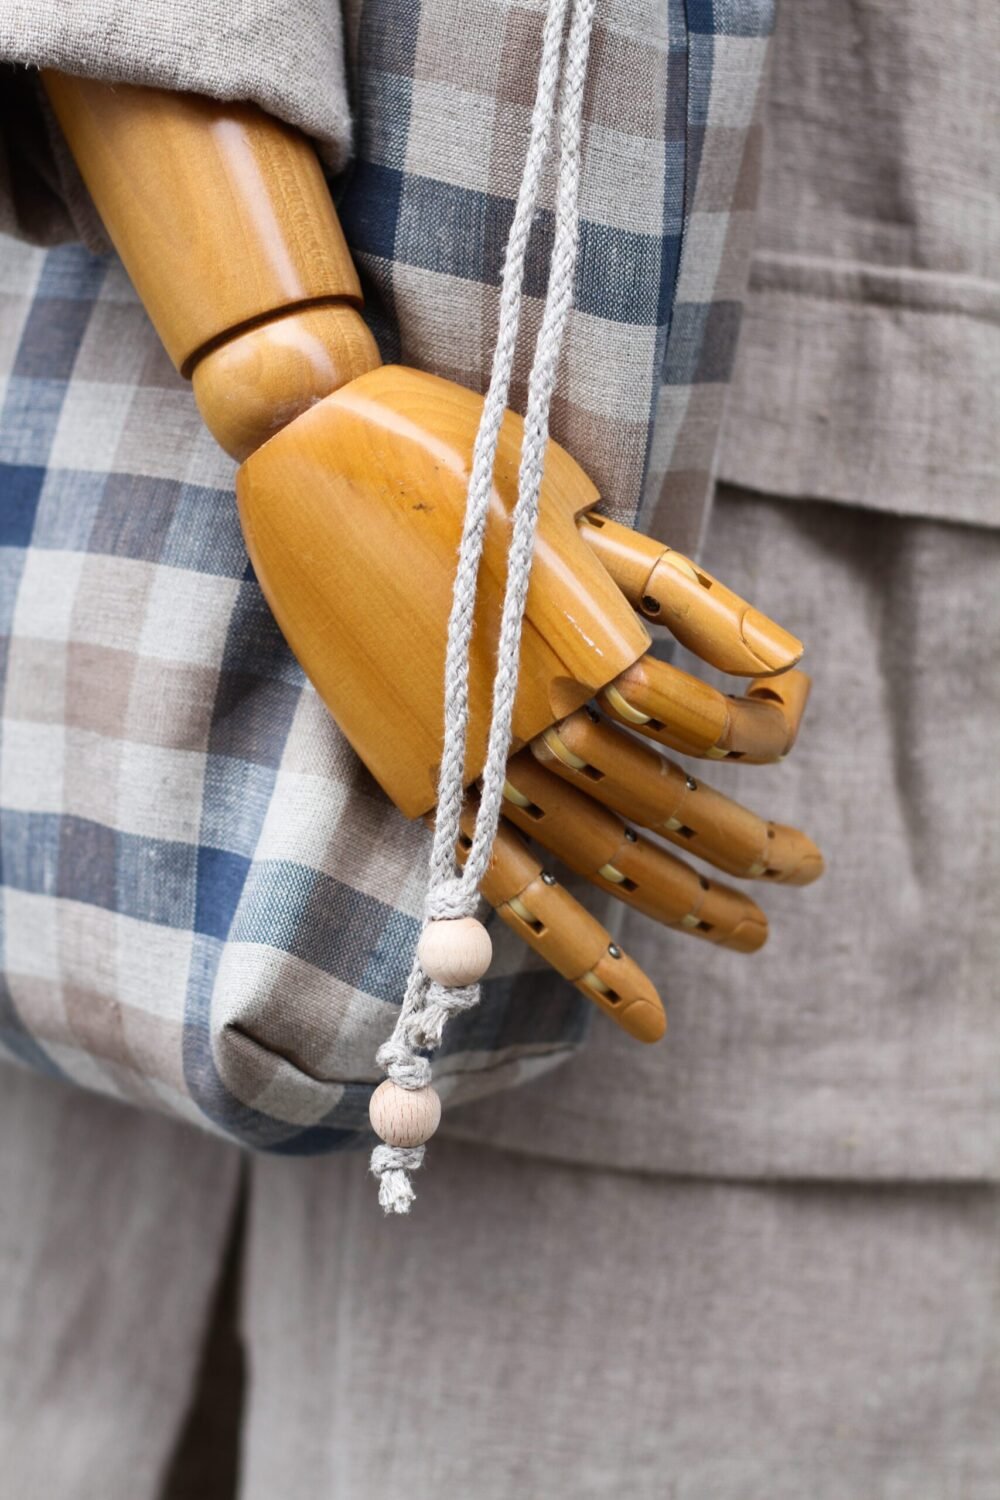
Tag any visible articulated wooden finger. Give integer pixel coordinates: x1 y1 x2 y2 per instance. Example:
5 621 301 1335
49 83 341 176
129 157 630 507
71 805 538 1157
744 670 812 757
454 812 666 1043
600 657 811 764
577 512 802 676
532 711 824 885
501 752 768 952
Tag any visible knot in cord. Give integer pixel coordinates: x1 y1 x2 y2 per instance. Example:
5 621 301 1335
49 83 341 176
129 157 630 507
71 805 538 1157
371 1145 425 1213
375 1037 433 1090
425 878 476 921
410 982 480 1050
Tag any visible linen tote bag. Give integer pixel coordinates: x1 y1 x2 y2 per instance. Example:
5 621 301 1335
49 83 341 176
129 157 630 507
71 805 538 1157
0 0 776 1149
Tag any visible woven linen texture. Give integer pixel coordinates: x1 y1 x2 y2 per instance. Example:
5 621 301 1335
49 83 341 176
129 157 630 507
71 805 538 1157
0 0 774 1149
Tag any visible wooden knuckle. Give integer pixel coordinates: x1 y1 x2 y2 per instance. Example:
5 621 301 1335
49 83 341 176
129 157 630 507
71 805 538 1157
476 818 540 907
192 306 382 460
604 658 730 757
496 874 607 978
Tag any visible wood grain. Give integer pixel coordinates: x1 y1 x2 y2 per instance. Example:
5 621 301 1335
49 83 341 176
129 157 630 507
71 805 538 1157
191 304 381 460
43 74 361 374
533 711 824 885
237 364 650 817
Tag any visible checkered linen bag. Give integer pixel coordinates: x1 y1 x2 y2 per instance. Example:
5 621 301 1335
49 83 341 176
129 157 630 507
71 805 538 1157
0 0 774 1150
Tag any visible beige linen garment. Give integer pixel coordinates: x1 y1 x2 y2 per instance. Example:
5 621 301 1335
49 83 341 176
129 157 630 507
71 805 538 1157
446 0 1000 1180
0 1 998 1497
0 0 352 245
232 483 1000 1500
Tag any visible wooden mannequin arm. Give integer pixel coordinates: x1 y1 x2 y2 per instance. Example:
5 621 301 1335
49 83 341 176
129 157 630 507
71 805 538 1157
36 71 822 1046
42 72 381 458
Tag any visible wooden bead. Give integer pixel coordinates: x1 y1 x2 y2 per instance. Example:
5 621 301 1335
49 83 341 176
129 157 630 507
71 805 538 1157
368 1080 442 1148
417 917 493 986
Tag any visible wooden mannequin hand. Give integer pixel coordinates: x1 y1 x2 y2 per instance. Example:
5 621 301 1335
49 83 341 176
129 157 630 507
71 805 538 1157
44 74 822 1044
237 363 822 1044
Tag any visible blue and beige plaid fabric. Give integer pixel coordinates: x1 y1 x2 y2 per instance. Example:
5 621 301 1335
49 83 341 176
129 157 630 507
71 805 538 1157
0 0 774 1150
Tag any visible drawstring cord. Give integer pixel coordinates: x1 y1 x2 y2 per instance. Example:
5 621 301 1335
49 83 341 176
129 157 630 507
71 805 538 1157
369 0 598 1213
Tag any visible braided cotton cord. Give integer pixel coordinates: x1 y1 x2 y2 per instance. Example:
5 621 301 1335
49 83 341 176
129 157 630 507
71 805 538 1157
370 0 599 1213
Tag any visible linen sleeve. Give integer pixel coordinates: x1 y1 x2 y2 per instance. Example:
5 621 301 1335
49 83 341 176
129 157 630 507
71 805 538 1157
0 0 353 248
